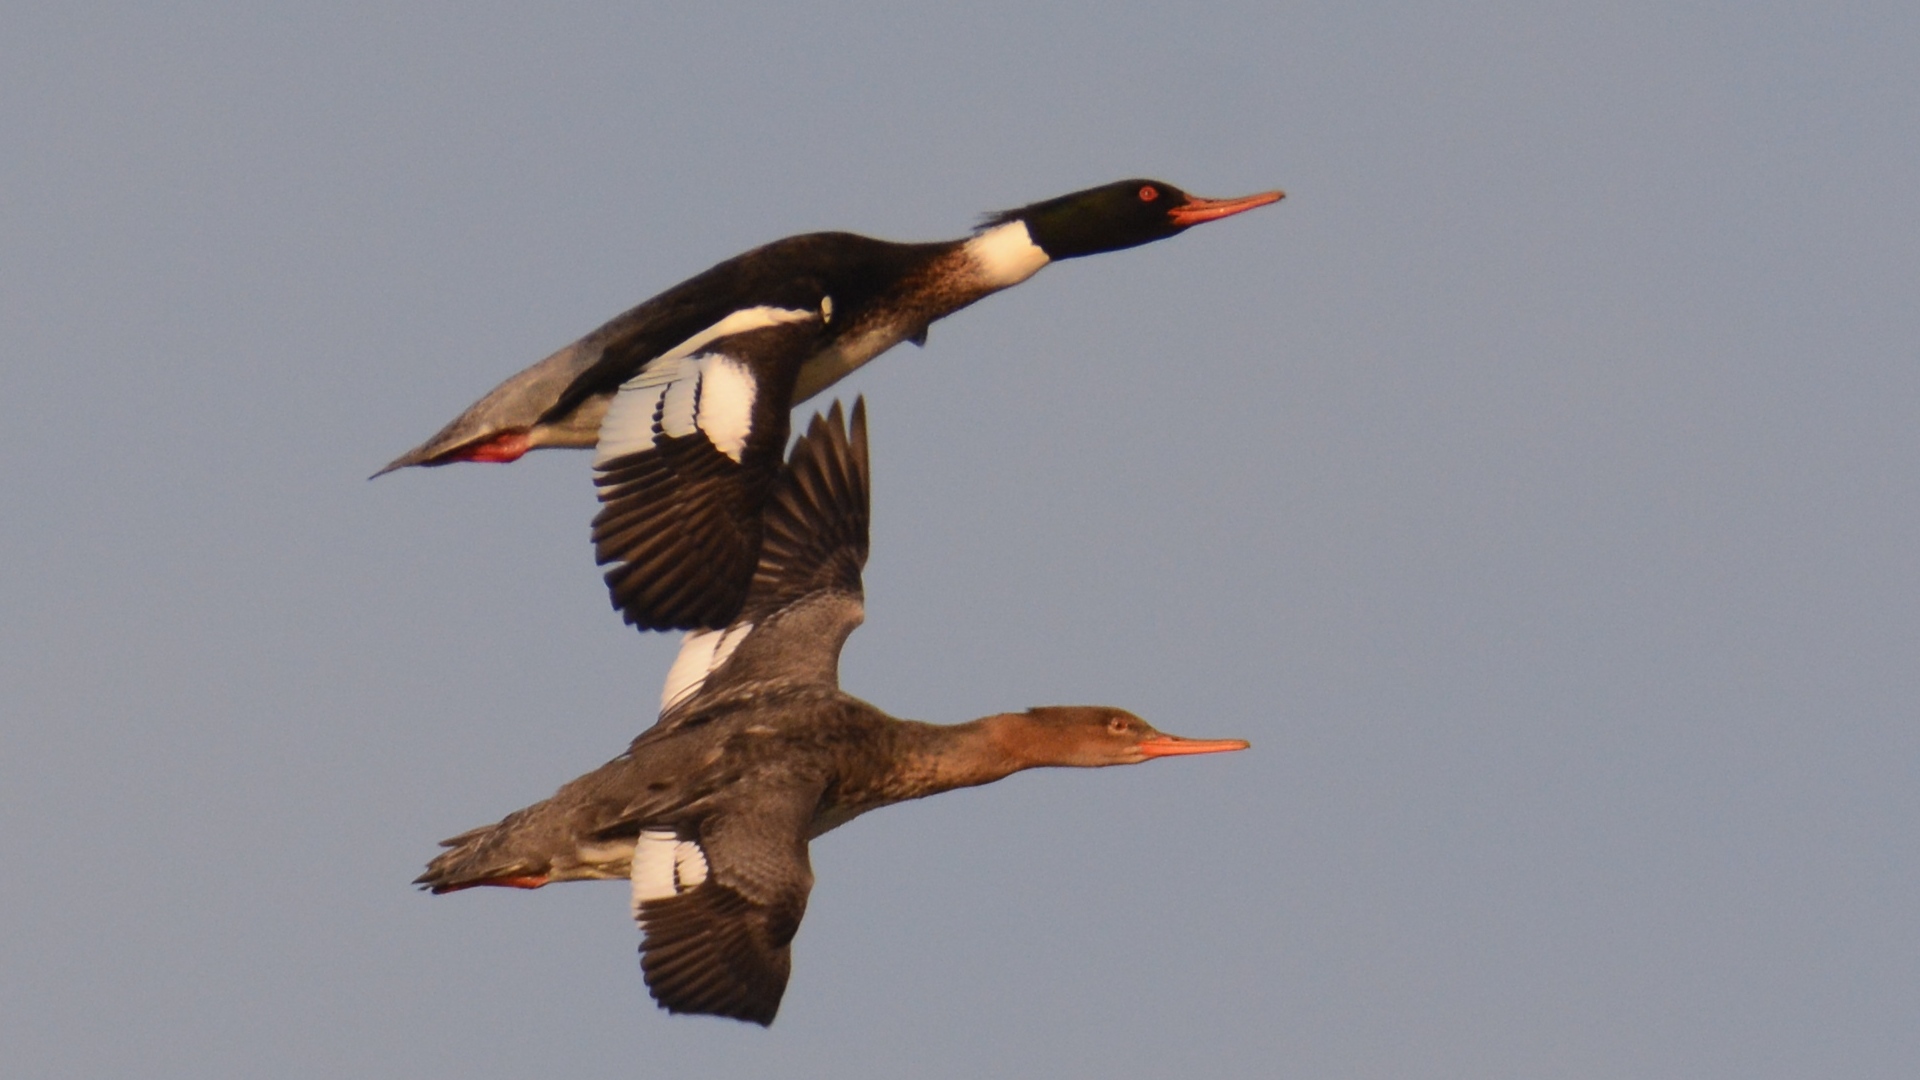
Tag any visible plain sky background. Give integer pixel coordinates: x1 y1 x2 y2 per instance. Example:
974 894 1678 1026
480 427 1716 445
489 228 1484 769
5 2 1917 1077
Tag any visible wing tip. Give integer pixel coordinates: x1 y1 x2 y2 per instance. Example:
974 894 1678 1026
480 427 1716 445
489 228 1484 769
637 890 792 1026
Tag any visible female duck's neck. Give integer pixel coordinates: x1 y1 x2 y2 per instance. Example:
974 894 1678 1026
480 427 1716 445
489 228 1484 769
894 713 1051 795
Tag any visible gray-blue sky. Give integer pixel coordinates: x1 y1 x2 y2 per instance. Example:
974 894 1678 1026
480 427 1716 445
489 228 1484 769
4 2 1917 1076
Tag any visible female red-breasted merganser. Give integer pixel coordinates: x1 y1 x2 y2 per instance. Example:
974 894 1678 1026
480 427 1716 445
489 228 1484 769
377 179 1281 475
417 400 1249 1026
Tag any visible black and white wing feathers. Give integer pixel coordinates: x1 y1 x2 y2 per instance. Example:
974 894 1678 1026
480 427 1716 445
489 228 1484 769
591 306 827 631
739 396 870 626
653 399 871 723
629 781 821 1026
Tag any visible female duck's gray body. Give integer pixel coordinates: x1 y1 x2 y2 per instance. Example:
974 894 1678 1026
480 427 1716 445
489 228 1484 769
418 401 1249 1026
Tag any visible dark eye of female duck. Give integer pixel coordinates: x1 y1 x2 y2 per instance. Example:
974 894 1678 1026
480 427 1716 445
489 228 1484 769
1107 715 1131 736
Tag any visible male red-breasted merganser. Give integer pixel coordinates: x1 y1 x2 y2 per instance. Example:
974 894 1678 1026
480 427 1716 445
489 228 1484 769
417 400 1249 1026
376 179 1282 475
382 180 1282 633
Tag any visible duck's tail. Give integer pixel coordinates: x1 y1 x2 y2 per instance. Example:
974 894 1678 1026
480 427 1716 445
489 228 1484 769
416 794 638 893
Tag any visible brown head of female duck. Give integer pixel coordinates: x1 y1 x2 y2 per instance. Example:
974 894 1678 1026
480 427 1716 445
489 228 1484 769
820 704 1248 829
417 400 1247 1026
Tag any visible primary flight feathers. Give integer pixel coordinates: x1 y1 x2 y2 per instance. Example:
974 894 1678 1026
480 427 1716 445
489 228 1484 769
590 303 833 630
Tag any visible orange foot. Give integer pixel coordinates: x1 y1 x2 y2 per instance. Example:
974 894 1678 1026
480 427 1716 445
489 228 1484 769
451 431 532 464
484 875 549 890
440 874 550 892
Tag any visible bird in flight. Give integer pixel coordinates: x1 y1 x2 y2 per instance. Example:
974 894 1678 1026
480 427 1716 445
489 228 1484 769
416 400 1249 1025
376 181 1282 632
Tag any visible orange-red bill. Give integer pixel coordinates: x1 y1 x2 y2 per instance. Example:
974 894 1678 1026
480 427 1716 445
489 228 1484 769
1167 190 1285 227
1137 734 1252 758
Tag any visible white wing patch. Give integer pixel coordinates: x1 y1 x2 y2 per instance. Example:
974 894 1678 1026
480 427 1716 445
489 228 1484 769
658 623 754 714
597 355 692 463
594 305 817 467
631 829 710 918
693 354 755 461
674 842 708 888
660 304 819 364
966 220 1051 288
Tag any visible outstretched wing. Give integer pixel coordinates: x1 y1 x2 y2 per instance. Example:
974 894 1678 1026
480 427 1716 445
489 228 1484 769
739 397 870 626
630 782 821 1026
591 306 826 631
653 398 871 721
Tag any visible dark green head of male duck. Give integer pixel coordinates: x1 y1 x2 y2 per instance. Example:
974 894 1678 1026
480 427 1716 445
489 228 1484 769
981 178 1284 260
